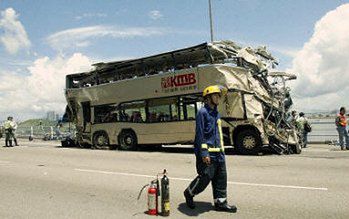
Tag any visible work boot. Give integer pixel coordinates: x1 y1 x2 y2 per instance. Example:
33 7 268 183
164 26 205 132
5 140 8 147
14 139 18 146
9 140 13 147
214 201 237 213
184 189 195 209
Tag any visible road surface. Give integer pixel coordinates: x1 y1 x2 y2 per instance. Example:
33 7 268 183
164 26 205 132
0 140 348 218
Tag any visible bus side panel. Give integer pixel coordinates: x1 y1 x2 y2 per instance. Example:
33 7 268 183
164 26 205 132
91 121 195 145
244 94 267 143
136 121 195 144
220 92 245 119
244 94 263 119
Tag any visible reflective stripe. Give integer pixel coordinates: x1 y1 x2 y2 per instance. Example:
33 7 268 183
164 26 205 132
217 119 225 152
208 147 222 152
200 120 225 153
201 143 208 149
187 177 200 196
214 198 227 203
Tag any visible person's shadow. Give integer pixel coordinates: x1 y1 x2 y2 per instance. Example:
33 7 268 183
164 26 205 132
177 201 213 216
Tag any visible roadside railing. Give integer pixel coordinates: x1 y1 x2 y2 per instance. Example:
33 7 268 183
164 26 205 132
307 119 340 143
16 126 76 140
13 120 342 144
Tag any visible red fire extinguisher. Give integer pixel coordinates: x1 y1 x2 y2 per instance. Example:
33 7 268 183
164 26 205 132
138 171 170 216
148 179 159 215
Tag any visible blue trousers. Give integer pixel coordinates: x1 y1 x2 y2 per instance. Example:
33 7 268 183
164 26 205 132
186 154 227 202
302 131 308 147
337 126 349 147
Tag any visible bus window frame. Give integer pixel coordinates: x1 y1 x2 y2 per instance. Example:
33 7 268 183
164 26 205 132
180 95 201 121
114 93 202 124
118 100 147 123
93 103 119 124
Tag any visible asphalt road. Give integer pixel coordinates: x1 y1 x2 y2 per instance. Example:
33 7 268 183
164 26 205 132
1 140 349 219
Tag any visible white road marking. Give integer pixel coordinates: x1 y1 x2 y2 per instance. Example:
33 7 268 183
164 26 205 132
0 160 13 166
74 168 328 191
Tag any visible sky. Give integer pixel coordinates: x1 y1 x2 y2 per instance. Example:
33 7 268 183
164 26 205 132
0 0 348 121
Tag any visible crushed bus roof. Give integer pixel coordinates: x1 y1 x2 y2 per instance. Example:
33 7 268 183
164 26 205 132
66 40 279 89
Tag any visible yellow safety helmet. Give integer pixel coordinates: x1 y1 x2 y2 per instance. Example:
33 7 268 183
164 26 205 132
202 85 227 97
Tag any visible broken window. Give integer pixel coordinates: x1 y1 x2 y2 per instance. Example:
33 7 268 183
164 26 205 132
94 104 118 124
147 97 178 122
179 95 202 120
119 101 146 123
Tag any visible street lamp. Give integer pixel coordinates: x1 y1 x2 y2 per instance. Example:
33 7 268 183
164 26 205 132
208 0 214 42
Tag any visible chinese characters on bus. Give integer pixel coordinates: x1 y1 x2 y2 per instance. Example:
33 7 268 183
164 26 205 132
161 73 198 93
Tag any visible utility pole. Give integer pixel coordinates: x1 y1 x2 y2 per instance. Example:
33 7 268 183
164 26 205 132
208 0 214 42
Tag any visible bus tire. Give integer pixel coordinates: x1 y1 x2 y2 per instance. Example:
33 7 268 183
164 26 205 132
290 143 302 154
93 131 109 149
118 130 137 151
61 138 75 147
235 129 262 155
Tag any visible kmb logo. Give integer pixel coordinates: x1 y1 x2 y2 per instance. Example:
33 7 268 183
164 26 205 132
161 73 197 89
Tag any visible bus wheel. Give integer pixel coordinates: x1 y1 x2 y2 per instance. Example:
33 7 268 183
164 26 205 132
235 129 261 155
118 130 137 151
93 132 109 149
290 143 302 154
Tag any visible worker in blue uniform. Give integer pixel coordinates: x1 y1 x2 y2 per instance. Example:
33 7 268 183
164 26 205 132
184 85 237 213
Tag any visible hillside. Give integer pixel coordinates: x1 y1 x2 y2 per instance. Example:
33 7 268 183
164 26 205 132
18 119 57 127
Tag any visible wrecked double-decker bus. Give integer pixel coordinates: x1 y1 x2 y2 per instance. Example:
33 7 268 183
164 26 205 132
63 40 301 154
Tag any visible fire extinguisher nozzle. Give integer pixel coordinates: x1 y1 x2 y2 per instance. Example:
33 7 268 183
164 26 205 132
137 184 150 200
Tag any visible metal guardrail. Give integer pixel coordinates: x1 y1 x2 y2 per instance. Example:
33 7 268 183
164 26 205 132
307 120 341 143
12 121 343 144
16 126 76 140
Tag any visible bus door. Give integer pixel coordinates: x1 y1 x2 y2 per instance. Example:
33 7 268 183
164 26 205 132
81 101 91 133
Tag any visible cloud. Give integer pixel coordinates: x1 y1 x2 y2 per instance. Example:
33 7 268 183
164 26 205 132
46 25 168 51
292 88 349 113
75 12 107 20
0 72 25 92
149 10 163 20
291 3 349 96
290 4 349 111
0 53 93 120
0 8 31 54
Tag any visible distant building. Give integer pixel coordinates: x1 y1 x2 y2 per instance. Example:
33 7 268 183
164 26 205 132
46 111 60 121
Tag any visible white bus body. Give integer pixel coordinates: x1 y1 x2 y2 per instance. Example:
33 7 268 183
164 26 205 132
63 41 301 154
